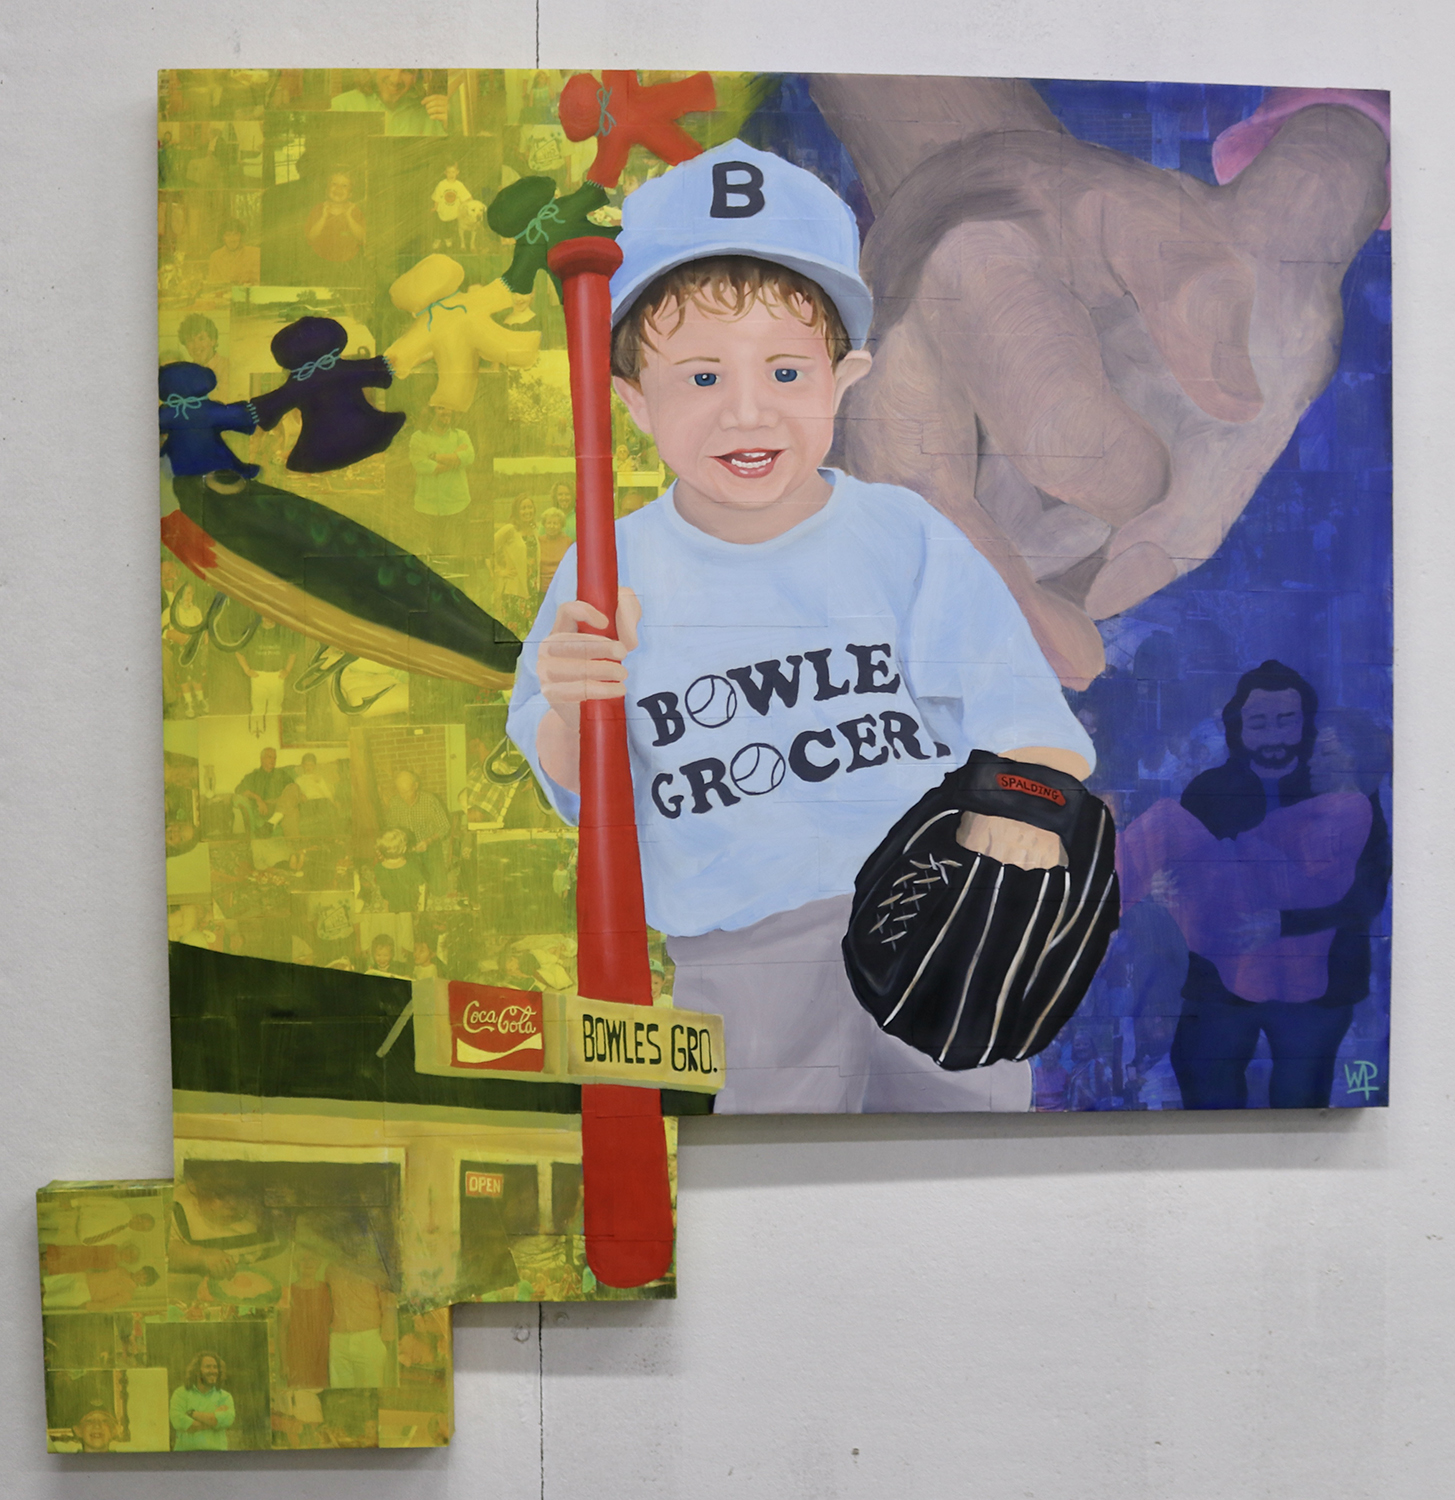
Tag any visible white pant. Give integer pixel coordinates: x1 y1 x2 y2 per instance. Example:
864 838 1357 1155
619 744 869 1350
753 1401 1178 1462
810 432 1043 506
668 895 1033 1114
248 670 285 733
41 1272 90 1309
328 1327 388 1388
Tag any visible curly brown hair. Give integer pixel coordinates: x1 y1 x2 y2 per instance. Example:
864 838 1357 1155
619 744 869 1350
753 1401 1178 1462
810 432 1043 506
610 255 850 382
184 1350 226 1390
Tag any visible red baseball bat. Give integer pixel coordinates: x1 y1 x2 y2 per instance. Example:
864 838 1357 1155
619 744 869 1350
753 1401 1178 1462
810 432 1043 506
547 236 674 1290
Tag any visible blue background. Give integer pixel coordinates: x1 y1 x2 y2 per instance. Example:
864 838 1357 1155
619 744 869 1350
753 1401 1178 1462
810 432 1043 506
746 77 1393 1109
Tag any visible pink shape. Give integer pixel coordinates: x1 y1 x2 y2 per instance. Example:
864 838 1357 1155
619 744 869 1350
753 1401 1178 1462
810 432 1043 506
1212 87 1391 230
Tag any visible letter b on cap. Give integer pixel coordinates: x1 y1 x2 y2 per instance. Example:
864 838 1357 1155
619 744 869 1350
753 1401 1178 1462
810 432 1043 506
710 162 765 219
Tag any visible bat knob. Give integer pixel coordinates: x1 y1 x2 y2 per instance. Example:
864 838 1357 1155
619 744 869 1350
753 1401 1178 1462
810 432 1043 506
548 236 624 280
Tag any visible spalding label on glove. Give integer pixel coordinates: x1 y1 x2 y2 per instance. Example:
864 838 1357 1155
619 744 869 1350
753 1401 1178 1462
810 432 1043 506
995 772 1065 806
842 750 1119 1072
955 753 1084 839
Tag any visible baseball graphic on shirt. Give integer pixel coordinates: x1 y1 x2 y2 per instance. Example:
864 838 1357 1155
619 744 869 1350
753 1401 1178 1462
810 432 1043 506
685 673 738 729
730 742 787 796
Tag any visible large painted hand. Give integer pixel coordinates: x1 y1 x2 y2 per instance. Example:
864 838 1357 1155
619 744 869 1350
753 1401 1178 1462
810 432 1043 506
814 77 1389 687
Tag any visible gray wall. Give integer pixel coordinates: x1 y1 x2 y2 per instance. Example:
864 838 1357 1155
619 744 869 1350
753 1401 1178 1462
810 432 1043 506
1 3 1446 1496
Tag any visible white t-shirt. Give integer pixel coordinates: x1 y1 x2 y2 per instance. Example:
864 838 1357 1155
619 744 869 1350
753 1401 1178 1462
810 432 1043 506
507 472 1093 937
431 177 471 220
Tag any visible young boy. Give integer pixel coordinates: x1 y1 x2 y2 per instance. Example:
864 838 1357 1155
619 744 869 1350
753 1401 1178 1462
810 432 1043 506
507 141 1094 1113
430 162 472 250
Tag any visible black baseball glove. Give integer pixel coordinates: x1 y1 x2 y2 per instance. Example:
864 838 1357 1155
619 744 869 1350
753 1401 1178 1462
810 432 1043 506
842 751 1119 1070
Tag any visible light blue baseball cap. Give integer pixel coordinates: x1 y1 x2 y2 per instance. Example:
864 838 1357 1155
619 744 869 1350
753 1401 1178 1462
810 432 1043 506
609 139 874 348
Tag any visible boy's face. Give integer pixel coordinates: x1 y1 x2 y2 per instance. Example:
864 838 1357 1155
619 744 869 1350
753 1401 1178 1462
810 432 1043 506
76 1411 116 1452
613 293 870 521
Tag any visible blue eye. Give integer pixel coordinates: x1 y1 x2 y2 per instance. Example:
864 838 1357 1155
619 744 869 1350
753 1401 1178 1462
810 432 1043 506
693 372 717 387
773 368 799 383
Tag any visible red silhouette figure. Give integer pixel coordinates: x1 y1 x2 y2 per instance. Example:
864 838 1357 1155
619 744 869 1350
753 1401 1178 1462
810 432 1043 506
558 71 716 189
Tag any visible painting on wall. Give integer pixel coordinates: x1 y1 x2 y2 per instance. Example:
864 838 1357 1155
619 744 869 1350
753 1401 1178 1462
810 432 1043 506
39 66 1390 1452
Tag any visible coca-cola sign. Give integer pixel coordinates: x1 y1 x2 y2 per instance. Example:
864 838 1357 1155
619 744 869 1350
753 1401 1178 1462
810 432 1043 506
460 1001 537 1035
447 982 544 1071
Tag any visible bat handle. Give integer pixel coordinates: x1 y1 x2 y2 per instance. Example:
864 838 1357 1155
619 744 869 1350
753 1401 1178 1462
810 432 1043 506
549 236 673 1289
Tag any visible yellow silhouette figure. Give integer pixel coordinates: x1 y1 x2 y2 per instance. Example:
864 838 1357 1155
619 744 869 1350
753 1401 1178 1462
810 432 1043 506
386 255 541 411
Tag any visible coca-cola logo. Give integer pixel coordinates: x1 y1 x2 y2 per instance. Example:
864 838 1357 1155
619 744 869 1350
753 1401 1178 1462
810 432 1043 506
447 982 544 1072
461 1002 537 1036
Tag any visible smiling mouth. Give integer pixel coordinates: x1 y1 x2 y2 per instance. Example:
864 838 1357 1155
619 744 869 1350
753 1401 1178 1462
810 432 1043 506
712 449 783 479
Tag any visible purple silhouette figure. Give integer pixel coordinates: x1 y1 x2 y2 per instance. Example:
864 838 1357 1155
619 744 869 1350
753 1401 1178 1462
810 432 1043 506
249 316 406 473
159 363 259 479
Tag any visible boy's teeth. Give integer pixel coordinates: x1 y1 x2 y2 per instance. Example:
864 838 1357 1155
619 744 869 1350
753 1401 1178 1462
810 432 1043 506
723 450 776 472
